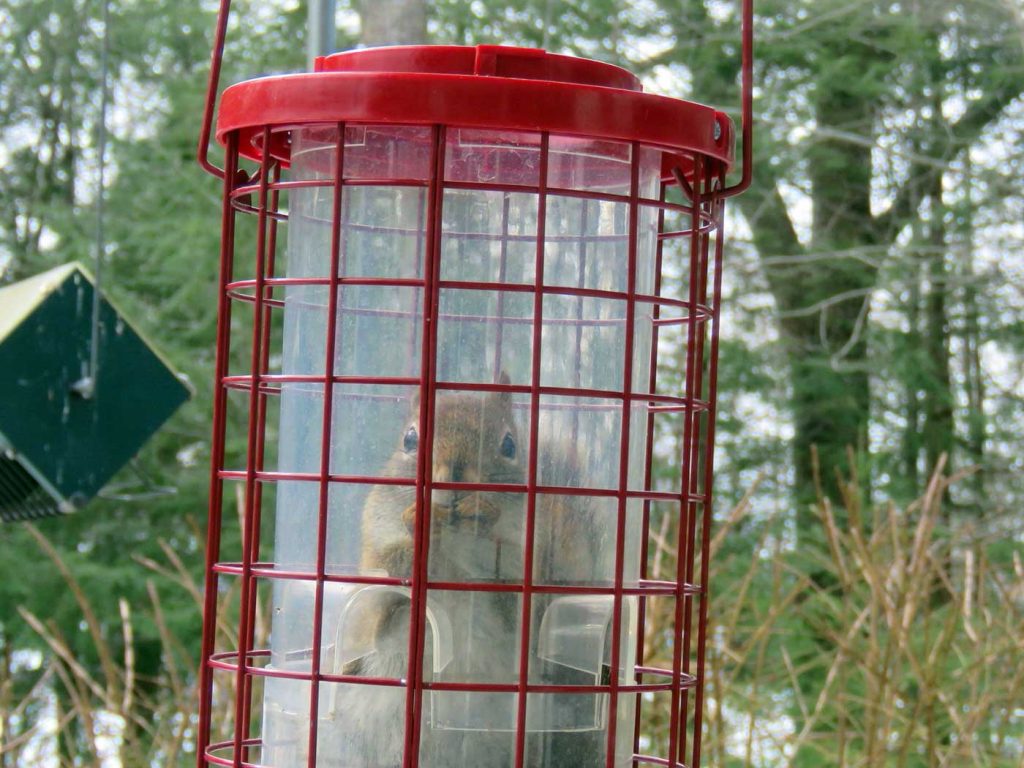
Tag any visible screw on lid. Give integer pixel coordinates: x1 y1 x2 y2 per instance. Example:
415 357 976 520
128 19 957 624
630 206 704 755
315 45 642 92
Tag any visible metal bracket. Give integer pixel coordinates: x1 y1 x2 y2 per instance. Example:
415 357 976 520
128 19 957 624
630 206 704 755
721 0 754 198
197 0 232 179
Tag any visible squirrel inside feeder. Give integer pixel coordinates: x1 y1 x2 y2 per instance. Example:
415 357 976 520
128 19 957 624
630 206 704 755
341 373 611 766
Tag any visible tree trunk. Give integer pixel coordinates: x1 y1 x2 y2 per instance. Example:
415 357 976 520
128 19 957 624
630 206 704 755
922 95 956 488
788 48 878 513
959 156 986 507
922 205 954 482
903 241 922 495
357 0 427 46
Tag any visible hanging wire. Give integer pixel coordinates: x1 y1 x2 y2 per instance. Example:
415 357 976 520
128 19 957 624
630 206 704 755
90 0 111 393
73 0 110 399
542 0 553 50
307 0 336 68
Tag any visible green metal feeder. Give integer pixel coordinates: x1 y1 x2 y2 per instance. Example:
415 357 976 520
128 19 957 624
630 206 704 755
0 262 191 523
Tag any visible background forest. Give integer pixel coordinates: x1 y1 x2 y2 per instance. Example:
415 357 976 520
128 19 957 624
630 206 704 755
1 0 1022 765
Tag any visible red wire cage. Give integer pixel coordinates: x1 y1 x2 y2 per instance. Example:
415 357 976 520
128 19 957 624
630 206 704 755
196 4 752 767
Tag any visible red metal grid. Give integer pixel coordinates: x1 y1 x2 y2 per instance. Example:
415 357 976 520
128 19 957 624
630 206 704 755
199 128 728 768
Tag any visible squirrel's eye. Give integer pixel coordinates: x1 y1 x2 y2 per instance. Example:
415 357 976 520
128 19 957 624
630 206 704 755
403 427 419 453
499 431 516 459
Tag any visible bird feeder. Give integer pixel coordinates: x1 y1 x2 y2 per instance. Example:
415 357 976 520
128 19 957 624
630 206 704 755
196 3 752 766
0 263 190 522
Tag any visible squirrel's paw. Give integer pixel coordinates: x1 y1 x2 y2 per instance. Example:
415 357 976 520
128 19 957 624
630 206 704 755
424 495 504 531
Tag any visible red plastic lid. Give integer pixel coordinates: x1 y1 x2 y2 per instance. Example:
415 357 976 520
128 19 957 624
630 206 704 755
315 45 642 91
216 44 733 172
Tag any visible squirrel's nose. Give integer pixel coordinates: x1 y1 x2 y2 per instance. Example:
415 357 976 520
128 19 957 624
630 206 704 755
433 462 465 485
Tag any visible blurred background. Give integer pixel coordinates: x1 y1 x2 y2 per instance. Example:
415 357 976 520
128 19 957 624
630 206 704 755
0 0 1021 765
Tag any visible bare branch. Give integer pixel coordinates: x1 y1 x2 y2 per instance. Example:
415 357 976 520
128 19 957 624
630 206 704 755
875 80 1024 238
778 287 876 319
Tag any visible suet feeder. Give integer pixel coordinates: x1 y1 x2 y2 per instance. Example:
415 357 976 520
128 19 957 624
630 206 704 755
0 262 191 522
196 2 752 766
